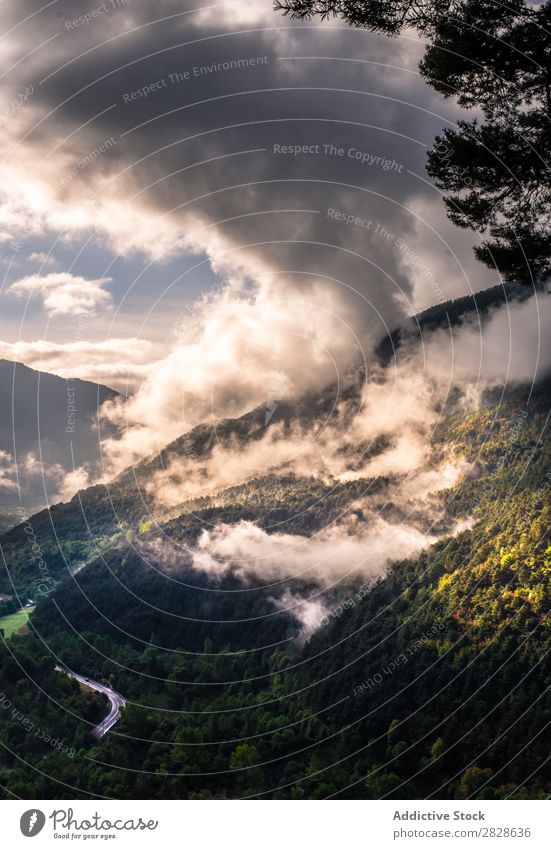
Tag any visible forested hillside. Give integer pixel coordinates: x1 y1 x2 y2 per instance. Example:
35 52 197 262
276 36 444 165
0 380 548 799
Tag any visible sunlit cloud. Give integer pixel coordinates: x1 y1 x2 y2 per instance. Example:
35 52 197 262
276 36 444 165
9 272 113 317
0 337 157 392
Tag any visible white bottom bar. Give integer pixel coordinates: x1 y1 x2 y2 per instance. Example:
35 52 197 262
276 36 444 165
2 799 549 848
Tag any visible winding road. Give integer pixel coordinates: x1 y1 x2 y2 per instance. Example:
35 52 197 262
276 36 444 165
55 665 125 740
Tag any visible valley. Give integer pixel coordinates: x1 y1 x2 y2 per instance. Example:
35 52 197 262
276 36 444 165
0 353 548 799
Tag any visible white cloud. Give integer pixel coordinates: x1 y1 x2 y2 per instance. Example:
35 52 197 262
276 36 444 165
0 448 63 498
271 589 333 639
0 449 19 492
9 272 113 317
100 278 380 472
0 448 96 508
0 337 158 391
55 465 92 502
145 517 434 587
194 0 273 28
28 252 56 265
420 291 551 386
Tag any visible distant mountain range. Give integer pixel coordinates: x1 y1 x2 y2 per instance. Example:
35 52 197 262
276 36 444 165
0 359 118 531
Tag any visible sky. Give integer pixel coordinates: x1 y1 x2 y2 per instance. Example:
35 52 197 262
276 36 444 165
0 0 499 391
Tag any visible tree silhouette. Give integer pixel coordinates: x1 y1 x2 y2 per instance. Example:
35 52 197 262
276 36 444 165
275 0 551 285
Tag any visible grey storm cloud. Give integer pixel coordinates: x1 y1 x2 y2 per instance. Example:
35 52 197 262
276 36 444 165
1 0 482 336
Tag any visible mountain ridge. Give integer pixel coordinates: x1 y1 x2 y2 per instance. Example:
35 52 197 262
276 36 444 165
0 359 119 531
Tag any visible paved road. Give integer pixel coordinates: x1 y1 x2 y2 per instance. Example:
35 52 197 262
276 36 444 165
55 665 125 739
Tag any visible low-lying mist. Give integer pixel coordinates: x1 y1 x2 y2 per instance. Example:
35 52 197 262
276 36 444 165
56 292 550 635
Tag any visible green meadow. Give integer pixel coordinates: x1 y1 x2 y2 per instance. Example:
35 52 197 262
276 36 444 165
0 606 34 639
